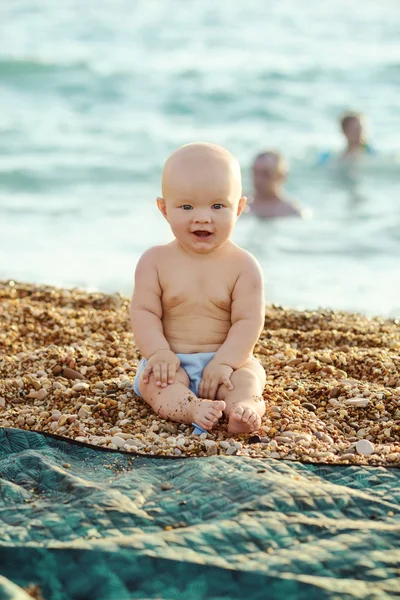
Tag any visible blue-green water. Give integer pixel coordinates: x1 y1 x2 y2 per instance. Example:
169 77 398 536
1 0 399 316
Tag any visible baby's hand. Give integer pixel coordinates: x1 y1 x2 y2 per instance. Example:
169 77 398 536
198 360 234 400
142 350 180 387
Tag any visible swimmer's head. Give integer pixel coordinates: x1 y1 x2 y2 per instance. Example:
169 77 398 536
340 111 365 145
252 151 288 196
157 142 246 254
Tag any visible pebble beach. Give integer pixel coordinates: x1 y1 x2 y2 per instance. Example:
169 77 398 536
1 281 399 466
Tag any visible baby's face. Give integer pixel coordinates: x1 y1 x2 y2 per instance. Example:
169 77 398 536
158 148 245 254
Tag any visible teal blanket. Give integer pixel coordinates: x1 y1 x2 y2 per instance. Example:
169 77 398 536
0 428 399 600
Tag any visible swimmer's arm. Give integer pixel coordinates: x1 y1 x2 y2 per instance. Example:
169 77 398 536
129 250 170 358
213 258 265 370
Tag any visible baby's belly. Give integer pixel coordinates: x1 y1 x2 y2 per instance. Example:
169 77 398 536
163 314 231 353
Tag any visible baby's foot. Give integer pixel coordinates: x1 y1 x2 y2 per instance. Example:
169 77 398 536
193 400 226 431
228 403 262 433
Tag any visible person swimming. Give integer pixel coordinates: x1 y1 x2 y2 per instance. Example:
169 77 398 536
319 111 375 165
247 151 304 219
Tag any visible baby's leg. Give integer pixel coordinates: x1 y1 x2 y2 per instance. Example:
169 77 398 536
138 367 225 430
217 358 266 433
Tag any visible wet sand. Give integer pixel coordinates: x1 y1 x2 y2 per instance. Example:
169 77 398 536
1 281 399 465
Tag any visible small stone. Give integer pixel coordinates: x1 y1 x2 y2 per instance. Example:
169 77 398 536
275 436 294 444
315 432 333 444
344 397 370 407
174 448 182 456
111 436 126 449
294 433 312 442
63 368 85 380
0 398 6 408
226 446 237 455
119 419 130 426
302 403 316 412
234 442 243 450
248 435 261 444
78 407 90 419
329 399 340 407
161 482 174 490
58 415 68 427
63 463 71 469
341 453 356 460
72 382 90 392
219 441 230 449
355 440 375 456
329 387 341 398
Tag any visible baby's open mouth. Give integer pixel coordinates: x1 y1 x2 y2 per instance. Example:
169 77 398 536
192 231 213 238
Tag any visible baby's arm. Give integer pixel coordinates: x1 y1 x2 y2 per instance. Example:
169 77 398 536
130 249 179 386
214 255 264 369
198 255 264 399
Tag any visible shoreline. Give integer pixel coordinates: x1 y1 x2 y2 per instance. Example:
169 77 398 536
1 281 399 466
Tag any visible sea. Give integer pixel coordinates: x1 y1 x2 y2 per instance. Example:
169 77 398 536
1 0 399 316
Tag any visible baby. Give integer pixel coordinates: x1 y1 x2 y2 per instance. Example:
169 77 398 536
130 143 266 433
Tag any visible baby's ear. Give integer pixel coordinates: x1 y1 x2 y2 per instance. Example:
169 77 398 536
237 196 247 217
157 197 168 218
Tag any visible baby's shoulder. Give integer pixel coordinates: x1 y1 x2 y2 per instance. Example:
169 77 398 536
229 244 262 276
137 243 173 267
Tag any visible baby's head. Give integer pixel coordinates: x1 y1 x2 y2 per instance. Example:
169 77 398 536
252 151 287 197
340 111 365 145
157 143 246 254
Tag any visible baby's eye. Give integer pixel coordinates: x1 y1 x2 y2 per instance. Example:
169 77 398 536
181 204 193 210
212 203 224 210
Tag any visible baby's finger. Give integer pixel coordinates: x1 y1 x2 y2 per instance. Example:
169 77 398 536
222 376 234 391
153 363 162 386
160 363 168 386
142 364 153 383
208 378 219 400
167 363 176 385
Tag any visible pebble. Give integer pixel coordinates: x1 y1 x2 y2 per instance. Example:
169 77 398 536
328 399 341 407
275 436 294 444
302 403 316 412
161 482 174 490
344 397 370 407
78 407 91 419
248 435 261 444
219 441 230 449
72 382 90 392
174 448 182 456
355 440 375 455
63 368 85 380
0 398 5 408
111 436 126 449
315 432 334 444
226 446 237 455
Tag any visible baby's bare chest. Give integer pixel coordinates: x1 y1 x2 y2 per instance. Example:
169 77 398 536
160 268 234 314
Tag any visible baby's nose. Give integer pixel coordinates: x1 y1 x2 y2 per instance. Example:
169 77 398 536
193 211 211 223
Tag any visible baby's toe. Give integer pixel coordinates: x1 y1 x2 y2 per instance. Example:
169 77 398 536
242 408 254 423
231 406 245 421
